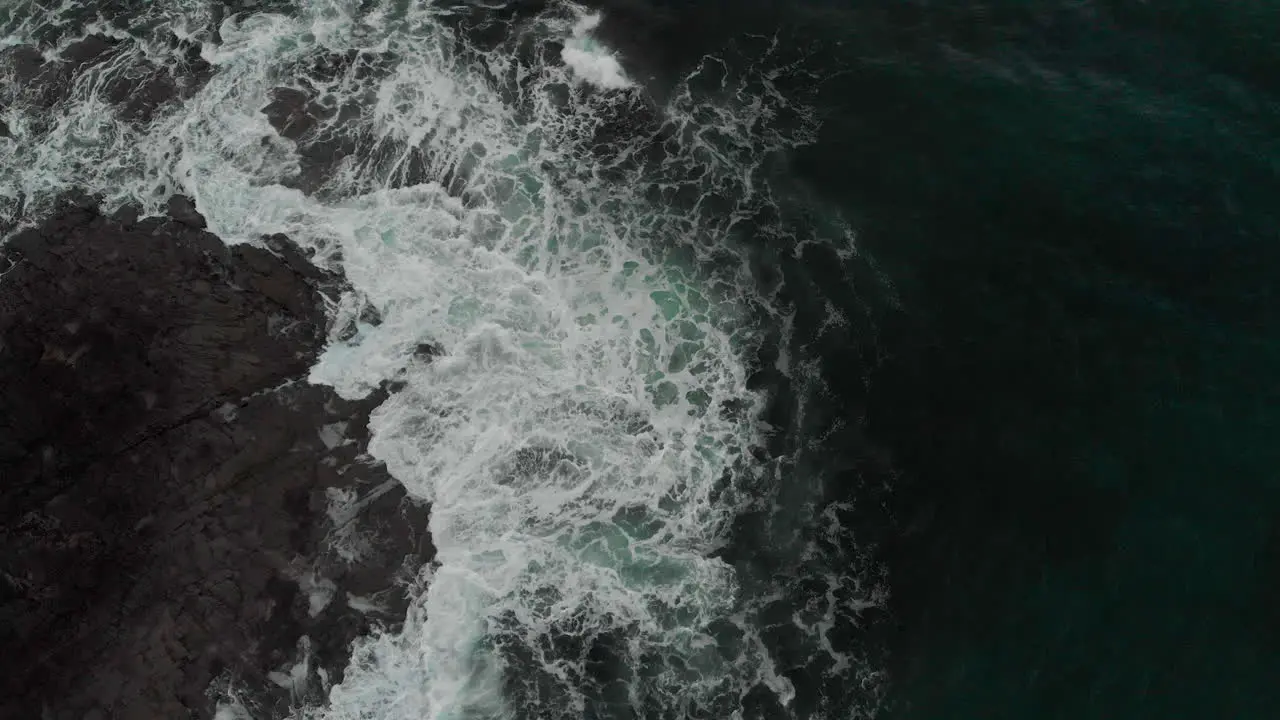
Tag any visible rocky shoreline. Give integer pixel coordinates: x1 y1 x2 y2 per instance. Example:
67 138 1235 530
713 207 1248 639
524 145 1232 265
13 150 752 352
0 196 433 719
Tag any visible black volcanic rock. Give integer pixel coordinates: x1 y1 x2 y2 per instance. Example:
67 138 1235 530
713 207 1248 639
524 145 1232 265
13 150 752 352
263 86 321 141
0 198 433 719
166 193 209 229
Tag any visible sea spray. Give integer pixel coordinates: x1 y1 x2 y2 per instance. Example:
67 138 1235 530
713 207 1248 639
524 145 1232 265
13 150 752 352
1 1 881 718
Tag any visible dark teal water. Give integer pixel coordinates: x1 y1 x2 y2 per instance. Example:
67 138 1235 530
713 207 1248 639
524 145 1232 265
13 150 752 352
604 0 1280 717
803 2 1280 717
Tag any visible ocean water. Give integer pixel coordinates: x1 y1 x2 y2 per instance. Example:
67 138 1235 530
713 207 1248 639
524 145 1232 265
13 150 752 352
2 1 1278 719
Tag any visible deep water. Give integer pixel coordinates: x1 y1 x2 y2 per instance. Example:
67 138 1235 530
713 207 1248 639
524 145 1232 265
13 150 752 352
602 0 1280 717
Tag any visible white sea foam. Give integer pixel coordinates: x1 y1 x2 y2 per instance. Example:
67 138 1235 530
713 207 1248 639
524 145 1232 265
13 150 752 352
0 1 859 718
561 12 633 89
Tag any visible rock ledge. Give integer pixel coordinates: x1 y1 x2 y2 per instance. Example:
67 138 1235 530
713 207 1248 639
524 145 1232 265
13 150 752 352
0 196 433 719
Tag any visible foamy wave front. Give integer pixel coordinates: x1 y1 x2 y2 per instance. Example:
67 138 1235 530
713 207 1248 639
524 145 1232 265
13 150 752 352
561 12 633 90
0 1 850 718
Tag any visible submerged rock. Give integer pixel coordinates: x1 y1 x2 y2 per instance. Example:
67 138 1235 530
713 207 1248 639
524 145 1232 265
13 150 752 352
1 32 211 124
0 197 433 719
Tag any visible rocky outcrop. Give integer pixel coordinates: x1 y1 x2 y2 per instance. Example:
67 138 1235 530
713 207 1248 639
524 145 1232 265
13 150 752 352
0 196 433 719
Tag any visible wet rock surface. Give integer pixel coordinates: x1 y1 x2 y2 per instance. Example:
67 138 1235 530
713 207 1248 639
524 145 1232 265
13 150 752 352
0 31 212 123
257 47 420 197
0 197 433 719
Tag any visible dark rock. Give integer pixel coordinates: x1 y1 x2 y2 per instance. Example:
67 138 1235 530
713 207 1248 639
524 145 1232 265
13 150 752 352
262 86 320 141
255 49 423 197
360 300 383 326
335 319 361 343
0 119 10 139
2 28 211 125
264 232 327 282
381 379 410 395
112 201 142 227
102 33 211 124
107 69 182 123
414 342 443 361
165 194 208 229
60 187 101 212
334 294 384 343
132 215 168 235
165 30 205 67
0 200 433 719
5 35 126 112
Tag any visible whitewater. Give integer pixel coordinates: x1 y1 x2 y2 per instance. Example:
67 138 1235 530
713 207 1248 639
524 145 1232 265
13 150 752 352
1 1 883 718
